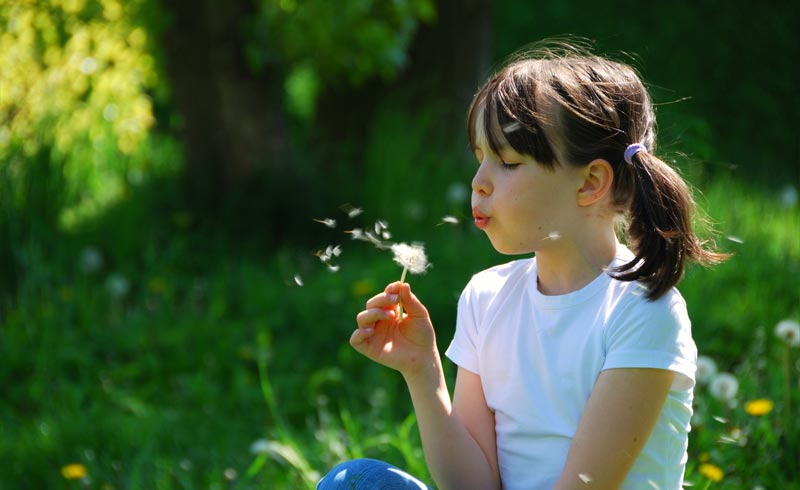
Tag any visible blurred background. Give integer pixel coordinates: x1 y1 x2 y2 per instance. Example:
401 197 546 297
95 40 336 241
1 0 798 488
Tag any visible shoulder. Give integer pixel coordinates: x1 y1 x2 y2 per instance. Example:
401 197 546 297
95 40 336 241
607 279 687 316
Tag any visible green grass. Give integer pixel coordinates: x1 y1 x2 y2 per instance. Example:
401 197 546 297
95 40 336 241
0 176 797 489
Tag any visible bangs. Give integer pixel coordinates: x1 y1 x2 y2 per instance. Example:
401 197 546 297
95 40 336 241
467 67 557 168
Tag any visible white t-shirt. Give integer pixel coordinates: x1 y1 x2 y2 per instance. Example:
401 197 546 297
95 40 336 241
445 247 696 490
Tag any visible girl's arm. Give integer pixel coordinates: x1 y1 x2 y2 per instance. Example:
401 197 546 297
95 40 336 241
554 368 675 490
351 282 501 490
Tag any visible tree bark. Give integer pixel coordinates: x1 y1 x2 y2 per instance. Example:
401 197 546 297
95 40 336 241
160 0 290 211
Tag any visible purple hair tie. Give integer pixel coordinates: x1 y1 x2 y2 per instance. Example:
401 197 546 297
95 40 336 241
624 143 647 165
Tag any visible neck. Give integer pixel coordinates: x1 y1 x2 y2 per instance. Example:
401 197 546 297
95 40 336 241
534 226 618 296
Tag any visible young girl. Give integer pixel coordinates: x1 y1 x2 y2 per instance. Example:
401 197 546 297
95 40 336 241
318 41 724 490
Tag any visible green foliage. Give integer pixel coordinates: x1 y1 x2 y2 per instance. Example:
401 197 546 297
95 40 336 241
244 0 435 120
0 0 176 224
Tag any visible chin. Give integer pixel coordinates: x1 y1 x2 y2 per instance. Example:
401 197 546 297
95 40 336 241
488 238 533 256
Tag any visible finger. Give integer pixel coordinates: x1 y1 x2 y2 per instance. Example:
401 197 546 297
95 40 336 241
364 291 400 310
349 326 374 347
356 307 396 328
398 283 429 317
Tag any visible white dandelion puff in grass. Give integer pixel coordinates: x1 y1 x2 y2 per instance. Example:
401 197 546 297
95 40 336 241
709 372 738 402
695 355 718 384
775 319 800 347
313 218 337 228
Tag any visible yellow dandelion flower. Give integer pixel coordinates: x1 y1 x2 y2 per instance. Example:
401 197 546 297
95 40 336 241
698 463 724 482
61 463 88 479
744 398 774 416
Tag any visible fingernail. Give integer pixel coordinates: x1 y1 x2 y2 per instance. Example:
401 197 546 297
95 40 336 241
363 327 374 334
387 294 399 302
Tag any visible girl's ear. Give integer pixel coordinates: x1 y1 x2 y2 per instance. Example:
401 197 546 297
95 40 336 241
577 159 614 206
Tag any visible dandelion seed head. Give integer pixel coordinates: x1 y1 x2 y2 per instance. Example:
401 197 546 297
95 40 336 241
775 319 800 347
105 273 130 299
390 242 429 274
79 246 104 274
780 184 798 208
709 372 738 402
695 355 718 384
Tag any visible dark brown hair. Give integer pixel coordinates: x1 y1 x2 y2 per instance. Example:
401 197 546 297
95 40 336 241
467 40 727 300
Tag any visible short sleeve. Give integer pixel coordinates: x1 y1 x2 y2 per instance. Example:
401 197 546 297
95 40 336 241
445 284 481 375
602 291 697 391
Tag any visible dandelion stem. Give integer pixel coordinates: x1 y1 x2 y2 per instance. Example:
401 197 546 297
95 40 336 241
397 266 408 321
783 342 792 436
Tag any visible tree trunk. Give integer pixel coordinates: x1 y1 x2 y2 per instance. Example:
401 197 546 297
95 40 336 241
160 0 290 212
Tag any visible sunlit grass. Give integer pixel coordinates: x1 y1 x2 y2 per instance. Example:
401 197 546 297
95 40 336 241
0 177 797 489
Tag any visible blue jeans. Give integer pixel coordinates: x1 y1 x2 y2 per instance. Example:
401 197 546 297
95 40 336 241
317 458 433 490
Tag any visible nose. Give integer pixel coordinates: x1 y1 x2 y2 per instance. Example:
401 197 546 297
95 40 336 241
472 161 492 196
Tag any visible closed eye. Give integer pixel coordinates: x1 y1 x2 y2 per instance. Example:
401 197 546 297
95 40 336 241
500 161 521 170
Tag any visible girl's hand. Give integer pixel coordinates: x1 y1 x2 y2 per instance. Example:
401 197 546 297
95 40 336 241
350 281 436 376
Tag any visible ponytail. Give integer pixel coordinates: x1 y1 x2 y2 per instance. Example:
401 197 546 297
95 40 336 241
611 152 728 300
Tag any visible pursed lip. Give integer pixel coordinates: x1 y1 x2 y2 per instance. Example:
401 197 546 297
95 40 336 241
472 207 490 230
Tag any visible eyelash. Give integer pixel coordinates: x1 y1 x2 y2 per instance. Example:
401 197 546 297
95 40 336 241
500 161 520 170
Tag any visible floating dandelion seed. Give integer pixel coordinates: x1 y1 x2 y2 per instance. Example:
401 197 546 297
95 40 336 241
391 243 430 320
326 264 340 273
578 473 592 484
346 228 365 240
439 216 459 225
313 218 337 228
647 480 661 489
775 319 800 347
502 121 522 133
340 204 364 218
293 274 304 287
725 235 744 244
712 415 728 424
544 231 562 240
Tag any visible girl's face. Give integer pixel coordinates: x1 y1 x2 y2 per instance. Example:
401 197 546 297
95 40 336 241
470 134 585 256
